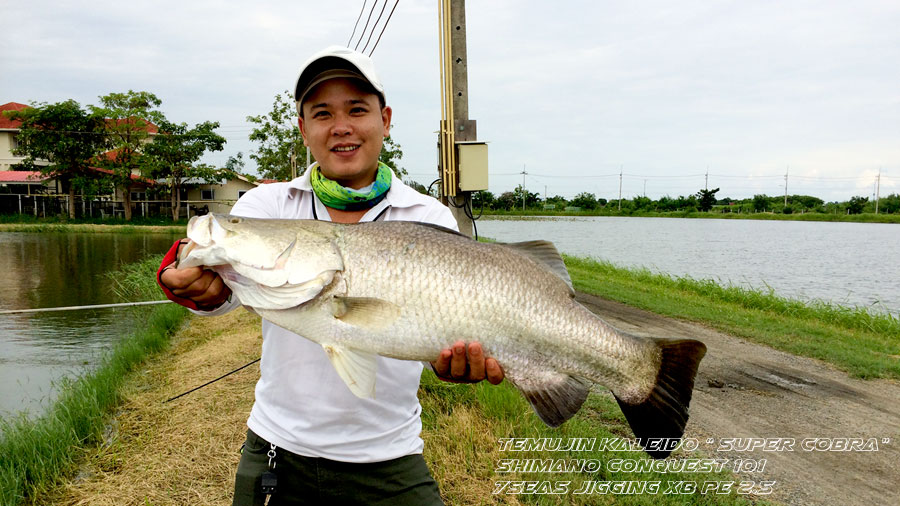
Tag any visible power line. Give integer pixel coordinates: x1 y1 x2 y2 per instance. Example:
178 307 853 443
368 0 400 56
354 0 380 51
361 0 390 54
347 0 368 47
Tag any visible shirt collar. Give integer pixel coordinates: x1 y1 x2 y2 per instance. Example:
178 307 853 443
287 163 422 209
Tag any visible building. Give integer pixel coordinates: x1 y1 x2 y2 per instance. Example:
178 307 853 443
2 100 270 218
0 102 40 171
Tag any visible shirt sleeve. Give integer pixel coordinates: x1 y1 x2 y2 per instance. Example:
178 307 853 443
422 202 460 232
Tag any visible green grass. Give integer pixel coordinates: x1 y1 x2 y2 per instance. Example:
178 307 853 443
483 210 900 224
0 256 187 505
0 213 188 227
564 255 900 379
421 374 765 505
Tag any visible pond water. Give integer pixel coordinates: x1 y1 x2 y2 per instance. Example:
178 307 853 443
0 231 180 418
476 217 899 315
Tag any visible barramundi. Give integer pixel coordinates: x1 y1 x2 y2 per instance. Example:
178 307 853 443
179 213 706 458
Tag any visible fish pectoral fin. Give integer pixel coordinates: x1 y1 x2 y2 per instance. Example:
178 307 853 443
332 297 401 330
322 344 378 399
506 370 591 428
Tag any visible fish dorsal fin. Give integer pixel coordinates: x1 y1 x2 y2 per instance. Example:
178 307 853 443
503 240 574 294
321 344 378 398
332 297 402 330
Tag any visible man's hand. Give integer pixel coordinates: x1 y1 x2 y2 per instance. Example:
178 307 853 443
159 240 231 311
431 341 504 385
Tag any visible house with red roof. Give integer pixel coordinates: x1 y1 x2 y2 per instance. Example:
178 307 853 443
0 102 44 171
1 100 260 218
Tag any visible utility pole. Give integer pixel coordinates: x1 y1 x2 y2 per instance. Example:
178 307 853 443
438 0 477 237
705 167 708 191
521 165 527 211
784 166 789 207
875 169 881 214
618 166 623 211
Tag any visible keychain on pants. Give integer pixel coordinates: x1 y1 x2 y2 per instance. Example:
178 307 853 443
262 443 278 505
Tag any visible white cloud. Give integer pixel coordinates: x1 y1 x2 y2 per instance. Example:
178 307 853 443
2 0 897 201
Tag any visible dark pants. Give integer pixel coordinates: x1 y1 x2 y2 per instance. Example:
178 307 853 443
233 429 444 506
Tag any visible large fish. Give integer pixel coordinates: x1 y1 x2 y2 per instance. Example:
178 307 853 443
179 214 706 458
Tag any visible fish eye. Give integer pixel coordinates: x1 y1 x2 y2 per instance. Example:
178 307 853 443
229 217 242 224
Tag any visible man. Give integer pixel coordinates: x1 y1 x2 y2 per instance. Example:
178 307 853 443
158 46 503 505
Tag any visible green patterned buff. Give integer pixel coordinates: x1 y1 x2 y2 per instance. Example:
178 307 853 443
310 162 392 211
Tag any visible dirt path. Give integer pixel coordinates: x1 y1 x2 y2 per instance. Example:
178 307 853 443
575 292 900 506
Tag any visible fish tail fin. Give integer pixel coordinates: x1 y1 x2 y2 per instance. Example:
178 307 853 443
508 372 592 428
615 338 706 459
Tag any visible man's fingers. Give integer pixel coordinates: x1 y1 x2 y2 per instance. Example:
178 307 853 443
431 349 452 377
467 342 486 381
450 341 467 378
485 358 504 385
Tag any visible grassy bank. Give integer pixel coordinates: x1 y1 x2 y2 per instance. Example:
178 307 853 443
0 257 188 505
0 214 185 234
483 210 900 224
0 223 184 234
565 256 900 379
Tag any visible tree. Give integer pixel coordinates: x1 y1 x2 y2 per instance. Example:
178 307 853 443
5 100 108 218
247 91 306 181
752 194 770 212
493 191 518 210
143 119 227 221
695 187 720 212
90 90 165 221
879 193 900 214
793 195 824 211
512 184 540 210
225 152 246 173
404 179 428 195
544 195 567 209
379 134 407 179
472 190 495 209
847 196 868 214
632 195 653 211
569 192 598 210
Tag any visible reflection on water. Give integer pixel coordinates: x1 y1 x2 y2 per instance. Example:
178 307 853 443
0 232 180 418
478 217 900 315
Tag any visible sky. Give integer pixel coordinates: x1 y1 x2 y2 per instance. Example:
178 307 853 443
3 0 898 202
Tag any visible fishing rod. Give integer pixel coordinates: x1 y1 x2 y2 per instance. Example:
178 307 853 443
164 358 260 403
0 300 172 315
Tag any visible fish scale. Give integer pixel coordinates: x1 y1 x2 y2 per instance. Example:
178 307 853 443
180 214 707 459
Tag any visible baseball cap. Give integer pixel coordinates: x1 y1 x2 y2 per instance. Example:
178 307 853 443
293 46 386 109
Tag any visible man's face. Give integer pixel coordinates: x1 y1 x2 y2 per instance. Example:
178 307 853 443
299 77 391 189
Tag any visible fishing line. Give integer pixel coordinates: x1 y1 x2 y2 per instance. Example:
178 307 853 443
164 358 261 403
0 300 171 315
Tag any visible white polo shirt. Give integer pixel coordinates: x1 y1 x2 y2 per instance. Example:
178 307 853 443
200 168 458 462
